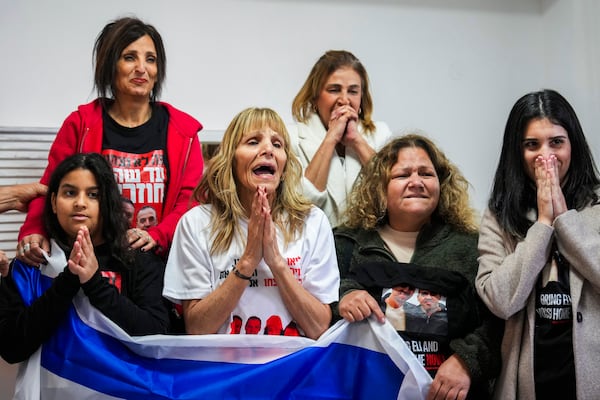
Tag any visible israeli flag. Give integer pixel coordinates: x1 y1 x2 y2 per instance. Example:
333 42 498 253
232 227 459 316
10 244 431 400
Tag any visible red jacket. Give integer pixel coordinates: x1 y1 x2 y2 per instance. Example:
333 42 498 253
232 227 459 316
19 99 204 256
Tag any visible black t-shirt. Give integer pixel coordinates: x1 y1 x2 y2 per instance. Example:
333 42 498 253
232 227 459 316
102 103 168 154
534 246 576 399
350 261 480 379
102 104 169 223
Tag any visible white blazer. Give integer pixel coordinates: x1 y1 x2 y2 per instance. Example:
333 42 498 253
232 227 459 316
289 113 393 227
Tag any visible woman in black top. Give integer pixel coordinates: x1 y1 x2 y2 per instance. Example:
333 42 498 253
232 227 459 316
0 153 170 364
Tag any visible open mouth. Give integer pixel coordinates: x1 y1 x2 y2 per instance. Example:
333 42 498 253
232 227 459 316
253 165 276 176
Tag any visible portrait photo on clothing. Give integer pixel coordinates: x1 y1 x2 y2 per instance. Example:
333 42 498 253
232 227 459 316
382 286 448 336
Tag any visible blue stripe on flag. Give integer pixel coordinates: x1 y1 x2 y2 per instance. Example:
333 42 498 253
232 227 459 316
10 257 430 399
11 259 53 306
41 307 403 399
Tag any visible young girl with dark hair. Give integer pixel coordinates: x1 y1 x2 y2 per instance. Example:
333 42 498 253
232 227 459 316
0 153 170 364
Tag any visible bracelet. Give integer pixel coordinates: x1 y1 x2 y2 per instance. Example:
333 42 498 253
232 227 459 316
232 266 252 280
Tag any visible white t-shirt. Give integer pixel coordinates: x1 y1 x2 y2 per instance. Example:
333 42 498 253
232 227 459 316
163 205 340 335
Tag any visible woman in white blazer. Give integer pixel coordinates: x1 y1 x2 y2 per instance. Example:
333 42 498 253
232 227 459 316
289 50 392 227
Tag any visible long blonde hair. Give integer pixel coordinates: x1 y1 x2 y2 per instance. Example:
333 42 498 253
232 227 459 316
194 107 312 254
342 133 478 233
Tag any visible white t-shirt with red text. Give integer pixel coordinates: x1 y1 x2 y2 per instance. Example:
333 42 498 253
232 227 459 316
163 205 340 336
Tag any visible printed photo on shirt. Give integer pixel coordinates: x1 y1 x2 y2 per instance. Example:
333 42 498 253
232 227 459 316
382 286 448 336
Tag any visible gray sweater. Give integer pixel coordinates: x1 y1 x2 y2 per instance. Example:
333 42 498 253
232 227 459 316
476 205 600 400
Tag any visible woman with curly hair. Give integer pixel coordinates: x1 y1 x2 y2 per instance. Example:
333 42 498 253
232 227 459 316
163 108 339 340
335 133 501 399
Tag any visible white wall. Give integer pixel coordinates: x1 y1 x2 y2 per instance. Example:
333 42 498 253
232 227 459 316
0 0 598 396
0 0 598 209
0 0 559 211
541 0 600 166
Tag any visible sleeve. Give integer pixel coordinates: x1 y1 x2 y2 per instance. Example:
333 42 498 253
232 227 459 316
334 230 366 297
476 207 554 320
300 209 340 304
332 229 367 322
162 208 214 303
299 177 328 209
81 252 170 336
288 123 329 208
553 205 600 289
18 111 83 240
0 263 80 363
443 235 503 386
450 295 504 386
149 128 203 257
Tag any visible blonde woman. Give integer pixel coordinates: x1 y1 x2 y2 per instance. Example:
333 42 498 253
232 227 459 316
163 108 339 340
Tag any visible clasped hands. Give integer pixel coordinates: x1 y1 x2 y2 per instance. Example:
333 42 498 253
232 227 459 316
18 225 156 268
535 155 567 225
67 226 98 284
237 186 285 278
327 105 360 147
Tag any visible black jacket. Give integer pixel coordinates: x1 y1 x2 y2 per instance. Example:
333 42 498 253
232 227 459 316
334 222 503 399
0 244 170 364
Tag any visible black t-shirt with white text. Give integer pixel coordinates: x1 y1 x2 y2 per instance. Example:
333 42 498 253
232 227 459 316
534 247 576 399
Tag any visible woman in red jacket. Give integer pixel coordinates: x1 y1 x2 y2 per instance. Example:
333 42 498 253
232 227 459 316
17 16 203 264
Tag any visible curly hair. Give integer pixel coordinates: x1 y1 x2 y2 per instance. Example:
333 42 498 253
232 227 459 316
193 107 312 255
341 133 478 233
43 153 132 265
291 50 375 133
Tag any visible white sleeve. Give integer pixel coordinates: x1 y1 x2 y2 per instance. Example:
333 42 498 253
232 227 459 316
300 208 340 303
288 122 329 207
163 207 214 304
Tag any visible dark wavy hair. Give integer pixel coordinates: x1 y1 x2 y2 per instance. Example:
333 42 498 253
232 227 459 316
93 16 166 105
489 89 600 239
43 153 132 264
